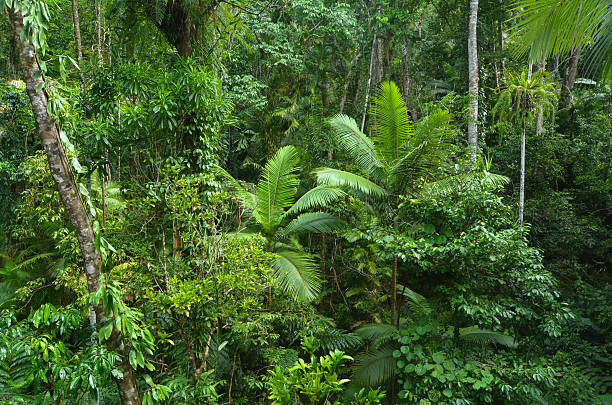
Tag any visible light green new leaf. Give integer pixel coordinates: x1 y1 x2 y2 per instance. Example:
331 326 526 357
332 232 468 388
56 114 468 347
370 81 414 165
255 146 300 233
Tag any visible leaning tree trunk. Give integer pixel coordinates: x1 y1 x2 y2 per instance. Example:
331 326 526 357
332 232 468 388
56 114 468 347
70 0 85 96
467 0 479 159
518 121 526 226
9 9 141 405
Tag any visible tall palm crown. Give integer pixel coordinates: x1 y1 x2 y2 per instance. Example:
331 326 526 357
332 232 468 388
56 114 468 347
492 71 557 126
218 145 346 302
314 81 453 205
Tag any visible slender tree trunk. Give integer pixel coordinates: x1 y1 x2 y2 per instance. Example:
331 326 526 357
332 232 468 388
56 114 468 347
9 9 141 405
467 0 479 158
361 34 377 132
70 0 85 96
560 44 582 109
95 0 103 65
391 255 398 327
519 121 526 226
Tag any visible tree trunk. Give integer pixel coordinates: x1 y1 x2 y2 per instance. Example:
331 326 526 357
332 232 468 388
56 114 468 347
95 0 103 65
519 121 526 226
9 9 141 405
361 34 377 132
391 255 398 327
401 42 418 122
153 0 193 57
467 0 479 159
560 44 582 109
70 0 85 96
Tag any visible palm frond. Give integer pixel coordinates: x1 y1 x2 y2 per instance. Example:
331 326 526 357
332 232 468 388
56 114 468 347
315 328 363 352
286 185 348 216
214 166 257 210
390 109 453 192
255 146 300 233
459 326 517 348
397 285 432 317
508 0 611 78
353 345 397 386
354 323 399 344
312 168 386 198
328 114 384 180
281 212 347 236
370 81 414 165
273 249 321 302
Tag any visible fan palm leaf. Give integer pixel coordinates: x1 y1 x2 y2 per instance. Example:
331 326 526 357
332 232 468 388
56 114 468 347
285 185 348 216
312 168 386 198
459 326 517 348
281 212 347 237
390 109 453 192
352 345 397 386
328 114 384 180
255 146 300 234
273 249 321 303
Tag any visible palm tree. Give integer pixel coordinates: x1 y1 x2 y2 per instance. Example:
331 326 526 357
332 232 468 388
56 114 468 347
314 81 455 326
492 70 557 226
217 145 346 302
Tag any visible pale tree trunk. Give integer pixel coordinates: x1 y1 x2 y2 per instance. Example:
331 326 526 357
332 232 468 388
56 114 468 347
467 0 479 158
519 120 526 226
95 0 103 65
70 0 84 96
361 34 377 132
9 9 141 405
560 44 582 109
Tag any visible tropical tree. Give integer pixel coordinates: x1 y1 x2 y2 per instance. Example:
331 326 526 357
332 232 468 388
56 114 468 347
492 70 557 226
315 81 455 326
217 145 346 302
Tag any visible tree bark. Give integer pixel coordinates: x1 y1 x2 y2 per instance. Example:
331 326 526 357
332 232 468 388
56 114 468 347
519 121 526 226
9 9 141 405
391 255 398 327
149 0 193 57
467 0 479 159
560 44 582 109
95 0 103 65
361 34 377 132
70 0 85 96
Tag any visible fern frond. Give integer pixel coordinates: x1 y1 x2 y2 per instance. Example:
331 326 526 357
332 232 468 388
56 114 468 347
397 285 432 317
